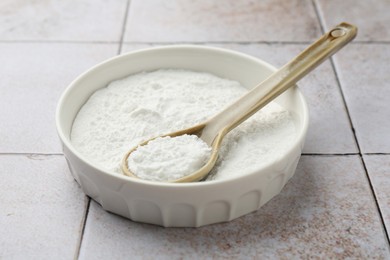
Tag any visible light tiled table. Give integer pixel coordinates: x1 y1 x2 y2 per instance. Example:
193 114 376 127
1 0 389 259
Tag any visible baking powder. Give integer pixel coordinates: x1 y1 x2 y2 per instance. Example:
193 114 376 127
128 135 211 182
71 69 296 181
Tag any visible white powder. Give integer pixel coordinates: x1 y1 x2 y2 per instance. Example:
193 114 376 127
127 135 211 182
71 69 296 181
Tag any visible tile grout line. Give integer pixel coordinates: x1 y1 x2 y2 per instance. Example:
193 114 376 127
302 153 358 156
312 0 390 245
117 0 131 54
0 40 389 45
2 152 389 157
352 41 390 44
75 197 91 260
1 151 384 158
0 40 120 44
0 152 63 156
364 153 390 156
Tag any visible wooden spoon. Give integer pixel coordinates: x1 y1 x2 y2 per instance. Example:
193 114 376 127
122 22 357 183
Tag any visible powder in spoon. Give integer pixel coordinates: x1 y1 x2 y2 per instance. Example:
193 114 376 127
127 135 211 182
71 69 296 182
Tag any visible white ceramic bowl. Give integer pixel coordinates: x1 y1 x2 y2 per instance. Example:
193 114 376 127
56 45 309 227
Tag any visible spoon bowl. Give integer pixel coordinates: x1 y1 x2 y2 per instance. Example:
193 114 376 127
121 123 212 182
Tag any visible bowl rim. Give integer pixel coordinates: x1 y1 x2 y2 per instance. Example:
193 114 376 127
56 44 309 188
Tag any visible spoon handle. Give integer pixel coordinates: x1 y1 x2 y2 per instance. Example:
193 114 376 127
200 22 357 145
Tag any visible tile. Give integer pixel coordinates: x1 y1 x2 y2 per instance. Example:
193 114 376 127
333 44 390 153
124 0 321 42
0 43 117 153
79 156 389 259
316 0 390 42
0 0 127 41
364 154 390 234
121 43 358 154
0 155 86 259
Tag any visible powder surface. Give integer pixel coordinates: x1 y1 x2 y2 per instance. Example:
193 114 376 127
127 135 211 182
71 69 297 181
